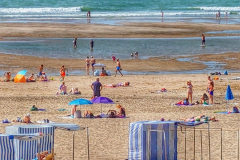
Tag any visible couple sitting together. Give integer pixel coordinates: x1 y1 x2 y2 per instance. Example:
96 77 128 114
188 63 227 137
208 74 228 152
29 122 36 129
57 82 81 95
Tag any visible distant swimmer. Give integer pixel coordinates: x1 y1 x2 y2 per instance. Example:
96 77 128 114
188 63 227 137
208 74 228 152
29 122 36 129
90 39 94 50
201 34 205 45
131 53 133 59
73 38 77 48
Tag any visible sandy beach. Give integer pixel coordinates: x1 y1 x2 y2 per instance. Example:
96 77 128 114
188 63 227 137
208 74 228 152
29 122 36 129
0 21 240 159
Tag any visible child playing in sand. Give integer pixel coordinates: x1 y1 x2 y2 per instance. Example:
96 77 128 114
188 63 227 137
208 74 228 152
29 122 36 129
69 87 81 94
58 82 67 95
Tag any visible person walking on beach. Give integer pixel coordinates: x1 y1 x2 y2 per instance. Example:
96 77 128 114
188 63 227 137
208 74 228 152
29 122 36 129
90 56 96 74
135 52 138 58
73 38 77 48
201 34 205 45
38 64 43 76
91 78 102 98
114 58 123 77
85 56 90 75
90 39 94 50
187 80 193 104
60 65 68 81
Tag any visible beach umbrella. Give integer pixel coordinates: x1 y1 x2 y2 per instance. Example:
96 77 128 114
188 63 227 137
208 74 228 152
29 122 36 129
14 70 27 83
93 63 106 68
91 96 114 113
68 98 93 105
68 99 93 118
225 85 234 112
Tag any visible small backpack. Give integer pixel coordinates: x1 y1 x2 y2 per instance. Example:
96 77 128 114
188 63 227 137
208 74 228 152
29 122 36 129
233 106 239 113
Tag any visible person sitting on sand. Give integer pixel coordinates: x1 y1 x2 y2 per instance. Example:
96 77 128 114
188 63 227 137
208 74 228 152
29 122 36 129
69 87 81 94
84 110 94 118
200 93 209 104
116 104 126 117
100 67 108 76
27 73 36 82
41 72 48 81
107 110 117 118
104 81 130 87
59 82 67 95
3 72 11 82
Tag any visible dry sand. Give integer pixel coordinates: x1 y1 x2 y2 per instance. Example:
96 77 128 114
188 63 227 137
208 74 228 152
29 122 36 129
0 73 240 159
0 21 240 160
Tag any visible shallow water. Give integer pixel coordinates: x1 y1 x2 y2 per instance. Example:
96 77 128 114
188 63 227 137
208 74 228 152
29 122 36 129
1 37 240 60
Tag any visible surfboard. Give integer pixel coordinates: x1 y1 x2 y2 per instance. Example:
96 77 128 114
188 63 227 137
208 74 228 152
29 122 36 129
200 45 206 47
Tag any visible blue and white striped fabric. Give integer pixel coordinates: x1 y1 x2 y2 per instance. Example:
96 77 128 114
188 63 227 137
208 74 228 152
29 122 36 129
5 125 55 160
128 121 178 160
0 134 14 160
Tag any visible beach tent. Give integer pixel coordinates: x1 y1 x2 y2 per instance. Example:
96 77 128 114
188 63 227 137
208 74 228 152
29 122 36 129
128 121 178 160
0 133 43 160
14 70 27 83
5 125 54 160
5 123 82 160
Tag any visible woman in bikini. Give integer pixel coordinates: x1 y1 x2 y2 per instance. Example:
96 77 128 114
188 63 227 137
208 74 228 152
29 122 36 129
187 80 193 104
60 65 68 81
85 56 90 75
208 81 214 104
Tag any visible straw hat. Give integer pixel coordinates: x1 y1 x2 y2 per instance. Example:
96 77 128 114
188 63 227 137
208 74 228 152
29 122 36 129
116 104 122 108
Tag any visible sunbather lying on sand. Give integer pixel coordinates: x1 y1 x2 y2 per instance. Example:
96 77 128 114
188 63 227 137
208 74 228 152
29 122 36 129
84 110 94 118
180 115 218 122
104 81 130 87
176 98 189 105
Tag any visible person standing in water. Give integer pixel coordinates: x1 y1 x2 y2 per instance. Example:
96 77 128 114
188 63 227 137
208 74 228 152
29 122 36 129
202 34 205 45
90 39 94 50
161 10 164 17
73 38 77 48
85 56 90 75
114 58 123 77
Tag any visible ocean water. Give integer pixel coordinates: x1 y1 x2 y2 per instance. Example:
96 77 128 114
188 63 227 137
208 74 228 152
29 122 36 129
0 0 240 24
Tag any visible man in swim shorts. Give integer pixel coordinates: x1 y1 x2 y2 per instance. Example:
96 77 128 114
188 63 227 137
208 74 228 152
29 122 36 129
60 65 68 81
90 56 96 75
202 34 205 45
114 58 123 77
38 64 43 76
85 56 90 75
91 78 102 98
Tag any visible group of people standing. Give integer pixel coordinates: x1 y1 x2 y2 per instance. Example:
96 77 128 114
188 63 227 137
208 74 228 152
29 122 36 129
73 38 94 50
186 76 214 105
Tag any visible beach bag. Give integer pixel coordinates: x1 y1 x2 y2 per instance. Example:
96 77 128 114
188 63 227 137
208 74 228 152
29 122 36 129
233 106 239 113
224 71 228 75
74 110 82 118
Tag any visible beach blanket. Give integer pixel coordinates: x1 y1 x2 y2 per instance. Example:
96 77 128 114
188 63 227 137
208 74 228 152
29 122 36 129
175 104 193 106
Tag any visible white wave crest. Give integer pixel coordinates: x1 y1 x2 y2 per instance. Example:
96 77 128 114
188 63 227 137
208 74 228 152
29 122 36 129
0 7 82 14
196 7 240 11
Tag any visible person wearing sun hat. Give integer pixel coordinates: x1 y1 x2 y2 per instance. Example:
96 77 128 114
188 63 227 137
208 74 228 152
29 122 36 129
116 104 126 118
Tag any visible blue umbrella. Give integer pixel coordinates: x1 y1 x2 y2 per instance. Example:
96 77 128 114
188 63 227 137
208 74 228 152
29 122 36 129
91 96 114 113
17 70 27 75
68 99 93 105
225 85 234 112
